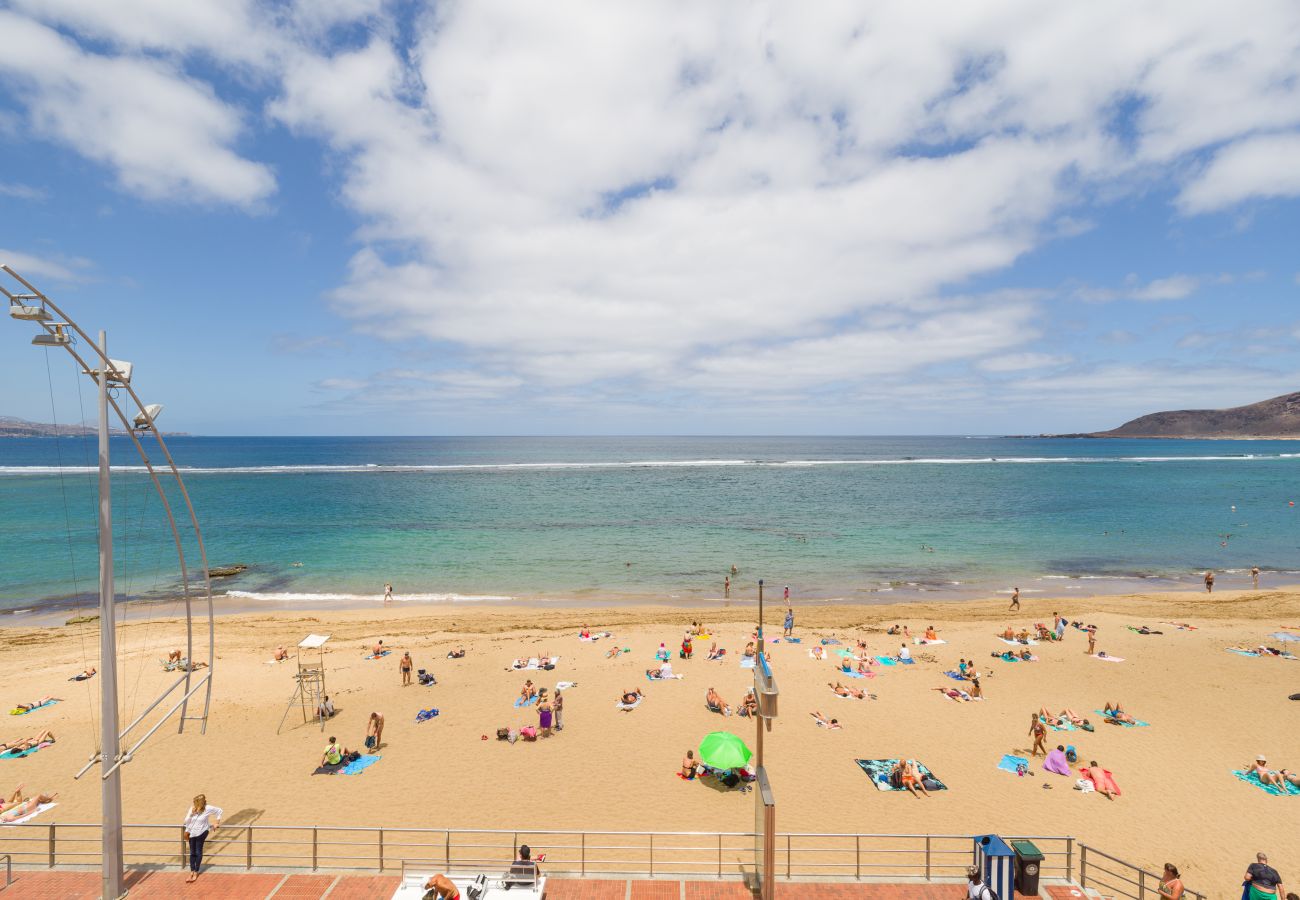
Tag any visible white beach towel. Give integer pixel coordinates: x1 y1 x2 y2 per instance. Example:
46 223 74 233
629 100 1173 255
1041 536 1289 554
807 649 826 659
556 681 577 690
1091 654 1125 662
1 802 56 826
615 697 642 710
998 637 1038 646
914 638 947 645
740 657 756 668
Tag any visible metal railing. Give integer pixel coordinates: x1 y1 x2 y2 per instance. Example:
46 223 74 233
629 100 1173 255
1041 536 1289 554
0 824 1075 883
1080 844 1207 900
0 853 10 891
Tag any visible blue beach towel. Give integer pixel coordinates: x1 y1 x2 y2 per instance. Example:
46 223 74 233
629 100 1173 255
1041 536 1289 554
342 754 382 775
841 669 864 679
1225 648 1260 657
514 695 539 708
835 648 857 658
1047 719 1076 732
1094 710 1149 727
854 758 947 792
944 671 967 681
740 657 756 669
365 650 391 659
0 741 53 760
415 708 439 723
874 656 897 666
1232 770 1300 796
897 657 915 665
820 639 841 645
10 700 60 716
786 638 802 644
997 754 1029 774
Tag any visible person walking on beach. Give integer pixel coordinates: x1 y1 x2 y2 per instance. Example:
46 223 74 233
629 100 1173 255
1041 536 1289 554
182 793 222 883
1009 587 1020 611
400 652 413 686
1204 571 1215 593
1252 566 1261 589
1029 713 1047 757
1086 625 1097 656
1243 852 1284 900
724 576 730 598
384 582 393 603
783 585 790 601
784 607 794 637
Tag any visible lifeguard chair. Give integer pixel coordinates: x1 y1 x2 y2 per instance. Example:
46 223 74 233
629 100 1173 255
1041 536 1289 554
277 634 331 733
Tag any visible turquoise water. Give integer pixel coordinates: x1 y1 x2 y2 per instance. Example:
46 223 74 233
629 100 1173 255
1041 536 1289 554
1 436 1298 612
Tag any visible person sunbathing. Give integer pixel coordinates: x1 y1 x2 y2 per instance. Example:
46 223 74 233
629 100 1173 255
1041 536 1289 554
620 688 643 705
1059 708 1087 726
0 792 58 824
1001 626 1015 640
1016 628 1032 642
1247 755 1285 787
923 626 938 642
646 663 673 679
1084 761 1116 800
810 646 825 660
655 643 671 661
70 667 96 681
447 648 466 659
1 731 56 753
742 641 756 658
579 625 590 639
273 646 289 661
681 750 698 779
14 696 58 712
0 784 27 813
856 660 873 676
738 690 758 717
706 643 723 660
899 759 929 797
934 687 971 701
839 658 853 674
1280 769 1300 788
510 658 528 670
1035 624 1053 641
810 711 841 729
1017 649 1033 660
520 681 536 702
706 687 731 716
1038 707 1066 727
605 645 622 659
829 681 852 697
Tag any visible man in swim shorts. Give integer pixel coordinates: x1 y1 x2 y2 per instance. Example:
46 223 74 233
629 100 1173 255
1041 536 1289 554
423 872 460 900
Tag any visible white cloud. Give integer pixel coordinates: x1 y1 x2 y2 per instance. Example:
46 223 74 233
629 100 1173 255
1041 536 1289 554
1074 273 1202 303
1179 133 1300 213
0 248 93 283
0 182 46 202
978 352 1072 373
0 11 275 207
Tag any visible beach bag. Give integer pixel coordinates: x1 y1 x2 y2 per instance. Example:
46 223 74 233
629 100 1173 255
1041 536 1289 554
921 776 940 791
466 874 488 900
520 726 537 740
508 729 519 744
1065 746 1078 764
497 728 510 740
365 735 376 749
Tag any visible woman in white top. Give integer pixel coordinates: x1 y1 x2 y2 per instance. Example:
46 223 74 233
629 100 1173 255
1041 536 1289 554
182 794 222 882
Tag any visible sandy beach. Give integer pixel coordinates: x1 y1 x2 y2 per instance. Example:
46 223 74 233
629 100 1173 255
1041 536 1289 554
2 587 1299 891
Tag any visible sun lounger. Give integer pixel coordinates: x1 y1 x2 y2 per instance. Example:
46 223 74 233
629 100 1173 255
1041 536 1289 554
1232 770 1300 796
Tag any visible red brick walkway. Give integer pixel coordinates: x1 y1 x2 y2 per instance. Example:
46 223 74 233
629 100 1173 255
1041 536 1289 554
0 872 1085 899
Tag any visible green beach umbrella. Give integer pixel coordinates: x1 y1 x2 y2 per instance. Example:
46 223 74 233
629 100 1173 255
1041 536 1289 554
698 731 752 769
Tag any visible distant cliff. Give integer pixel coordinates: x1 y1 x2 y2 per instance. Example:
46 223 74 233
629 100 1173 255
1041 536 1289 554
1053 392 1300 439
0 416 186 437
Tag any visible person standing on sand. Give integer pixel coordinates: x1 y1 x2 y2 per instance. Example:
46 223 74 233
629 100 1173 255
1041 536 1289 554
1205 571 1215 593
1009 587 1020 611
1159 863 1184 899
784 607 794 637
400 652 413 686
182 793 222 884
554 689 564 732
1252 566 1261 589
365 712 384 752
1244 852 1284 900
384 582 393 603
1086 625 1097 656
1029 713 1047 757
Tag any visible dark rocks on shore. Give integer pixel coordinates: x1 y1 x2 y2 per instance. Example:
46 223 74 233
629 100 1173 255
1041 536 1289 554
208 564 249 578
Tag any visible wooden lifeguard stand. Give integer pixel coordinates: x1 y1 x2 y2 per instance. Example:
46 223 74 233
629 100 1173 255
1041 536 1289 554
277 633 331 733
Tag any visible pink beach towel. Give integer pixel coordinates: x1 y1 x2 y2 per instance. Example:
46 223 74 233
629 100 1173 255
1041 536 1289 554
1081 767 1122 796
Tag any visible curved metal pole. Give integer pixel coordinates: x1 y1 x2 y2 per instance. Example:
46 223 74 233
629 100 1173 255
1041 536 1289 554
2 265 214 738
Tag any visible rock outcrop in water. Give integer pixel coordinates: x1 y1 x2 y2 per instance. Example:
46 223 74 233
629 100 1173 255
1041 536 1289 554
1054 391 1300 439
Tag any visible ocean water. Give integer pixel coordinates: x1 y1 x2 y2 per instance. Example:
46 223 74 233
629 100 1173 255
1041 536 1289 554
1 435 1298 613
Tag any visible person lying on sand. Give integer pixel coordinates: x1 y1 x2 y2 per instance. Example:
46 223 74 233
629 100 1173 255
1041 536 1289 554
447 648 466 659
620 688 643 705
510 658 528 670
706 643 723 660
1247 755 1285 787
1084 761 1116 800
605 646 622 659
1 731 56 753
0 784 28 812
810 711 841 729
273 646 289 661
13 696 59 712
706 687 731 716
1280 769 1300 788
1102 701 1135 724
934 687 972 701
646 662 674 679
1038 708 1067 727
828 682 866 700
70 667 96 681
0 792 58 824
810 646 825 660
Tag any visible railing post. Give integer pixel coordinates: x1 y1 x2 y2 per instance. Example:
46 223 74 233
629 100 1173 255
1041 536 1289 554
855 835 860 880
649 833 654 877
246 825 253 870
379 828 385 872
47 824 55 868
1138 869 1146 899
1066 837 1073 884
582 832 586 877
445 831 451 870
1080 845 1087 889
718 833 723 879
786 834 791 879
925 835 931 881
312 826 318 871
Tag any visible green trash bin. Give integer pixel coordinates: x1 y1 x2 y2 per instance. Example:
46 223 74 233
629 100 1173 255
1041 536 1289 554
1010 840 1043 896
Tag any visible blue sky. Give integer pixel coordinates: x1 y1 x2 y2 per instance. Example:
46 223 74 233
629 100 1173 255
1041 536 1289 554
2 1 1299 436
